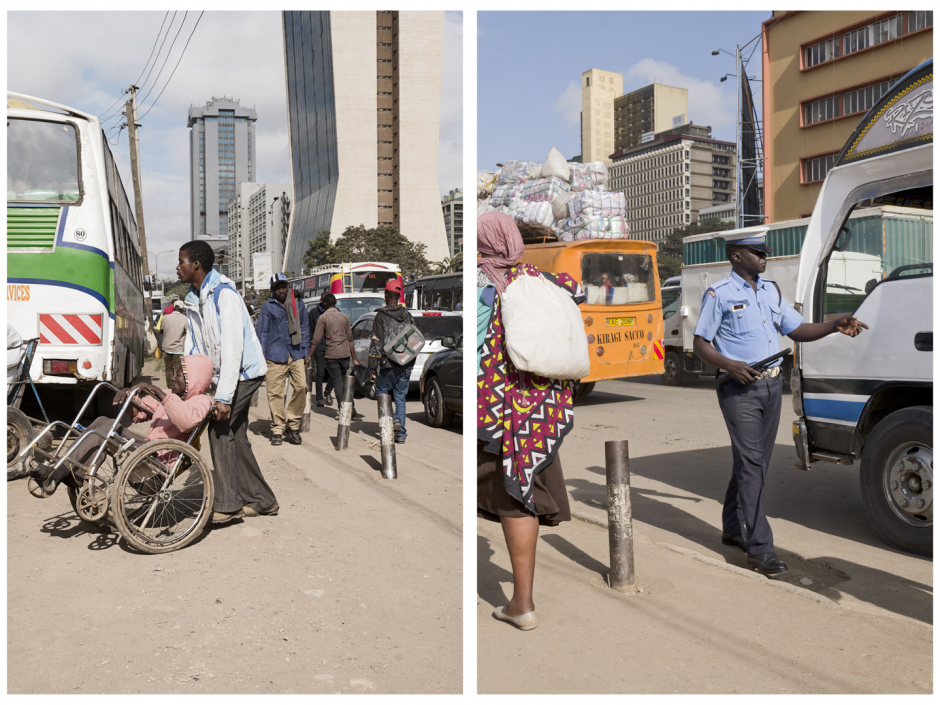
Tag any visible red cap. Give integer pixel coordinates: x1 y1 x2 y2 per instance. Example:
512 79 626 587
164 304 175 315
384 280 403 293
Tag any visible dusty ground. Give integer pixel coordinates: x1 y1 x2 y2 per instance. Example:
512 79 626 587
478 374 932 694
8 359 462 694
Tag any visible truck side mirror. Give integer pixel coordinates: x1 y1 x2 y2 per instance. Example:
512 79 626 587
864 278 877 295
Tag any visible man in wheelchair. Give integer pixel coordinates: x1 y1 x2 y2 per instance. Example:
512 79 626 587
30 355 214 496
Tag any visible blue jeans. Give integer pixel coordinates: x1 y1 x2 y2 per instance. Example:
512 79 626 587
375 364 411 441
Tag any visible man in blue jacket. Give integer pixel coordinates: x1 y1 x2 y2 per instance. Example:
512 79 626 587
257 273 310 446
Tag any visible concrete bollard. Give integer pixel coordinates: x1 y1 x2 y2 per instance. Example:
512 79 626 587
376 394 397 480
335 372 356 450
301 362 312 433
605 440 635 591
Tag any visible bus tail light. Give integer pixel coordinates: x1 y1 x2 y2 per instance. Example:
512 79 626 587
44 359 77 375
586 334 595 344
595 346 605 357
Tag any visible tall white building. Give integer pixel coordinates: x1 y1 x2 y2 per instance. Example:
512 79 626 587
281 11 448 274
187 97 257 239
227 182 291 290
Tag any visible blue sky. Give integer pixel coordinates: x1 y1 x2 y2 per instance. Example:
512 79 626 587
8 11 462 280
478 11 769 173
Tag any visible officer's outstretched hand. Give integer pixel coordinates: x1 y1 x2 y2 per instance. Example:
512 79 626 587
727 359 760 385
835 316 869 337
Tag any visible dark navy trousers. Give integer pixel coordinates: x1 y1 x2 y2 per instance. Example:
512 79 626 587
716 374 782 555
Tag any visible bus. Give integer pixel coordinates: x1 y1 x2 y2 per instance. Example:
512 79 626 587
6 92 146 410
289 262 403 301
519 239 664 397
403 272 463 311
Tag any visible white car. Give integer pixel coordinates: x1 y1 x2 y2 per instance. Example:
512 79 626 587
303 293 387 328
351 310 462 391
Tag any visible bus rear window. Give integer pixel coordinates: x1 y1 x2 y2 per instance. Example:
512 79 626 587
356 271 398 292
581 253 656 305
7 118 81 203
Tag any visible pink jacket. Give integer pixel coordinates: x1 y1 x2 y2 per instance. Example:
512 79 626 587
131 355 214 443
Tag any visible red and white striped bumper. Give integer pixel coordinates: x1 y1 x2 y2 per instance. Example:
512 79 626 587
39 314 103 346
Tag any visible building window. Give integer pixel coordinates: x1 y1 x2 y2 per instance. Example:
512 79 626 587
804 95 840 125
803 153 837 183
844 80 893 116
804 37 839 68
909 10 933 32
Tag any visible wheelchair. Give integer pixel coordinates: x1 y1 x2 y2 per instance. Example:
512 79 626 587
14 381 216 554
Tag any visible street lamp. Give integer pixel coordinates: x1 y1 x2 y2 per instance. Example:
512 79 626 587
714 45 743 228
147 248 176 292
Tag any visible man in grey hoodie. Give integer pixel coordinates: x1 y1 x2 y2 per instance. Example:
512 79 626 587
367 281 415 444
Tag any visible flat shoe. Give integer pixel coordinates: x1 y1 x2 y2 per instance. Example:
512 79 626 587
211 510 243 524
493 606 537 631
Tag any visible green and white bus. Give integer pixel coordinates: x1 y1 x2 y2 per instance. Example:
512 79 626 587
6 93 146 405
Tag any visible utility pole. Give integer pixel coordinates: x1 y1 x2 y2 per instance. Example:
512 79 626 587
125 84 153 331
735 44 743 230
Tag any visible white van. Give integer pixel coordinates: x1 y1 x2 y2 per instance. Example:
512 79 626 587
791 59 933 555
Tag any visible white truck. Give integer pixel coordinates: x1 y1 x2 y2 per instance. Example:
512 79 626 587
790 59 933 555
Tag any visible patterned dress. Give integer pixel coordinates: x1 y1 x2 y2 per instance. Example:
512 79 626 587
477 263 582 514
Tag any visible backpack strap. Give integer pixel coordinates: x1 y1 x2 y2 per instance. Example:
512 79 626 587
771 280 782 306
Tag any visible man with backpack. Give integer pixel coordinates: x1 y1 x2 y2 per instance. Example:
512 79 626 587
367 281 416 445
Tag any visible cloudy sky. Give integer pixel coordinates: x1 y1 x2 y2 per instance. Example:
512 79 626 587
478 11 768 172
7 10 463 280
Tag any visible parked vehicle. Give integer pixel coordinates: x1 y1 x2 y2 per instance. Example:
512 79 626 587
351 310 462 392
790 59 933 555
519 239 664 398
403 272 463 311
303 292 386 328
7 92 146 413
290 262 402 301
420 335 462 428
661 208 918 386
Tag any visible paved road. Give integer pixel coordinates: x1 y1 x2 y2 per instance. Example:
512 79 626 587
478 373 932 693
8 360 462 694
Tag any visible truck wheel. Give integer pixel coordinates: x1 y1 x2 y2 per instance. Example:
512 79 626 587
661 351 685 386
859 406 932 556
576 382 595 401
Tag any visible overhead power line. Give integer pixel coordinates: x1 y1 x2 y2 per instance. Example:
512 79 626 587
139 11 188 106
140 12 205 120
133 11 171 87
139 11 179 96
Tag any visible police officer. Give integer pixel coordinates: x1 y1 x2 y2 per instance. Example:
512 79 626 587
693 230 868 575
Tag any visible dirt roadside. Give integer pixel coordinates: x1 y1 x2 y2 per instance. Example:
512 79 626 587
8 359 462 694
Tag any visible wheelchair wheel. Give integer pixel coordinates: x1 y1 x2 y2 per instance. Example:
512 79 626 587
68 455 117 531
111 439 214 554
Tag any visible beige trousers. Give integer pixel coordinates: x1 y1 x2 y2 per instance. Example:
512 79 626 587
265 358 307 434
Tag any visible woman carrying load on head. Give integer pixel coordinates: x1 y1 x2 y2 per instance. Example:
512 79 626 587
477 211 584 631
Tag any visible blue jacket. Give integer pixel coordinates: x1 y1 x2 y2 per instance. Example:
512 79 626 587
256 293 310 364
307 303 327 353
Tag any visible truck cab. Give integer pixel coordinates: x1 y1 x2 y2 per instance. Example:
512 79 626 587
791 59 933 555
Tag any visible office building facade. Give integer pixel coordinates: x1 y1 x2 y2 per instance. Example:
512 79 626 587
614 83 689 152
762 10 932 222
187 97 257 239
282 10 448 274
226 182 291 290
441 188 463 258
580 68 623 163
607 123 736 243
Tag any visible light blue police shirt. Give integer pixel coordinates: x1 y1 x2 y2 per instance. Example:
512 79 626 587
693 270 803 364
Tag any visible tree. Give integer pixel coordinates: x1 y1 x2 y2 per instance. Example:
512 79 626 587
432 252 463 274
302 231 337 272
331 224 432 280
656 220 734 282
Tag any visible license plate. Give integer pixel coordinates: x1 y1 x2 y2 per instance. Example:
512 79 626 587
607 317 635 327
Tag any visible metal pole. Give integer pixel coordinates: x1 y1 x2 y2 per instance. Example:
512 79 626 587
376 394 397 480
605 440 635 591
335 371 356 450
735 44 743 229
125 85 152 331
301 358 312 433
